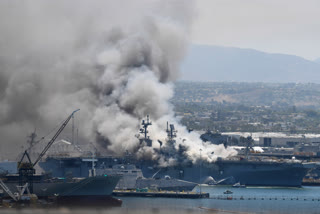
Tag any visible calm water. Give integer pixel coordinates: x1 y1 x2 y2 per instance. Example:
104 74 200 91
119 185 320 214
1 186 320 214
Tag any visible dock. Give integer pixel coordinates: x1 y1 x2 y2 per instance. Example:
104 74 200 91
112 190 209 198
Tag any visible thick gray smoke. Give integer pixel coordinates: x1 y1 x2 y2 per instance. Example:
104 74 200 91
0 0 236 163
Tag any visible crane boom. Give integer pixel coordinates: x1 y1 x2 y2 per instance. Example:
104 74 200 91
32 109 80 167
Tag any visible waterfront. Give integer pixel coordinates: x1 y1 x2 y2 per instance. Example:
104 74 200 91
119 185 320 213
1 185 320 213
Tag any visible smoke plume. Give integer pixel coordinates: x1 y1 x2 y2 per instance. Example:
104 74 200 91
0 0 236 163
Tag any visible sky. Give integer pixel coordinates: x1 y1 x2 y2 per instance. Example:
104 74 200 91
191 0 320 60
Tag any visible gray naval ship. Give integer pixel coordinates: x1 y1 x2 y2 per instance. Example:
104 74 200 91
0 110 121 199
1 171 120 197
135 118 310 187
39 154 308 187
35 115 197 191
38 158 197 191
138 158 309 187
96 163 197 191
37 115 312 187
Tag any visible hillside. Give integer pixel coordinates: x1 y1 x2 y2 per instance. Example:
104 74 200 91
180 45 320 83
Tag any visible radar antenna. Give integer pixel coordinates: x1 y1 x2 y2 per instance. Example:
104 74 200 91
166 122 177 141
139 115 152 146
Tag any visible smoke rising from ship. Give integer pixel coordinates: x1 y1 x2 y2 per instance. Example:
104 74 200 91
0 0 236 163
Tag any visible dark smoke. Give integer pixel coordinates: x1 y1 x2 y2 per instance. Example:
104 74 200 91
0 0 192 159
0 0 236 164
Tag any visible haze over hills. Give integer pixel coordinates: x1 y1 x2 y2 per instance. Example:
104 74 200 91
315 58 320 64
180 45 320 83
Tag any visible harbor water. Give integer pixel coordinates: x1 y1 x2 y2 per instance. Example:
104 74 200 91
118 185 320 213
1 185 320 213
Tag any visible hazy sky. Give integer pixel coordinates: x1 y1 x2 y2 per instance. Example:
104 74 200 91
192 0 320 60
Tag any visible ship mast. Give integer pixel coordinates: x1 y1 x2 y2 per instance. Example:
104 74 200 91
140 115 152 139
139 115 152 146
166 122 177 142
165 122 178 156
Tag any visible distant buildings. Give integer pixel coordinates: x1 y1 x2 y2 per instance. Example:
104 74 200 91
221 132 320 155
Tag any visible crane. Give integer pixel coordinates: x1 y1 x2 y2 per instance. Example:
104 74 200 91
17 109 80 193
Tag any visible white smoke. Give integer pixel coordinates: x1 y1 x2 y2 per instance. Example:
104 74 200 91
0 0 236 163
141 119 237 166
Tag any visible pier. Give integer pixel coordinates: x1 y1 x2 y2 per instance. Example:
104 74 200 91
210 195 320 202
113 190 209 198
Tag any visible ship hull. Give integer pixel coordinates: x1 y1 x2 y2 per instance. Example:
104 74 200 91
39 157 310 187
139 160 309 187
3 175 120 197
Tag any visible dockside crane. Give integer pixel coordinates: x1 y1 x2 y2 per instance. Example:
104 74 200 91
17 109 80 193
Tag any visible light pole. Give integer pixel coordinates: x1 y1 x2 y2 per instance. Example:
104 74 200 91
199 148 202 194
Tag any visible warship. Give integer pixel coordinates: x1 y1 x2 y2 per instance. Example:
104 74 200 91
138 157 309 187
0 110 121 200
1 173 121 198
135 118 310 187
36 116 311 187
96 164 197 191
38 151 197 191
35 115 197 191
38 152 309 187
